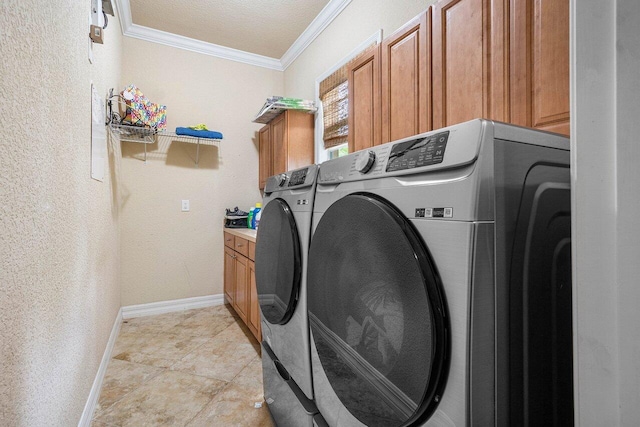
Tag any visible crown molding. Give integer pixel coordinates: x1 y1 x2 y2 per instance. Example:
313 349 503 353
126 24 284 70
113 0 351 71
280 0 352 69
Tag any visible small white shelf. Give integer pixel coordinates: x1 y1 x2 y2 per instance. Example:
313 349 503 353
158 131 222 167
252 104 317 124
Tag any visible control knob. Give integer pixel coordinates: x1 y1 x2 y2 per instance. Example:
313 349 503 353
355 150 376 174
277 174 287 187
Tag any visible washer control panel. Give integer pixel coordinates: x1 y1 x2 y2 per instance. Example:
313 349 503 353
288 168 308 187
265 164 318 193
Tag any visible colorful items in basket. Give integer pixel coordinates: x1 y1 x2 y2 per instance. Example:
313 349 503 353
120 84 167 129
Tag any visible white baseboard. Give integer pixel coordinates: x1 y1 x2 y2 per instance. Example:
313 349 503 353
121 294 225 319
78 307 123 427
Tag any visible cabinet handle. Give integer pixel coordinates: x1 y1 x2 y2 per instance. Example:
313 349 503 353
236 244 244 247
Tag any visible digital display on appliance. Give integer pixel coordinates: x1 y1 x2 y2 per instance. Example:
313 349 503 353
288 168 308 186
386 131 449 172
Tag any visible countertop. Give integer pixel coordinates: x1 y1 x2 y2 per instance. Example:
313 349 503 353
223 227 257 243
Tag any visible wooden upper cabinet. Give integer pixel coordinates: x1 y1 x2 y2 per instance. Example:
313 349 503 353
258 110 314 189
511 0 570 136
432 0 508 129
258 125 271 190
348 44 381 152
271 113 287 177
381 11 431 143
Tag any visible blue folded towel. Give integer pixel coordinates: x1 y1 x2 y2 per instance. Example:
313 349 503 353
175 127 223 139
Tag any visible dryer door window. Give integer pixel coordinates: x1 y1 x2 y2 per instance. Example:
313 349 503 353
307 193 450 427
255 198 301 325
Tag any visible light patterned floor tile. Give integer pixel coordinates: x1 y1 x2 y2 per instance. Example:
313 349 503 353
120 311 197 335
232 356 264 394
114 332 209 362
171 336 259 382
186 383 274 427
112 351 177 369
94 370 227 427
92 305 270 426
93 359 164 419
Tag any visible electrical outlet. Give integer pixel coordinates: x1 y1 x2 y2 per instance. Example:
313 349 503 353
181 200 190 212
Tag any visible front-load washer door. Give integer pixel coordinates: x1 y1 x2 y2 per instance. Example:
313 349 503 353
307 193 450 427
255 198 301 325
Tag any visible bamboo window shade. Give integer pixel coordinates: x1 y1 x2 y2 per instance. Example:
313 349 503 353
320 43 377 149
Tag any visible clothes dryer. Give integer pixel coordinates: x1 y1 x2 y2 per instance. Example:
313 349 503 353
307 120 572 426
255 164 319 426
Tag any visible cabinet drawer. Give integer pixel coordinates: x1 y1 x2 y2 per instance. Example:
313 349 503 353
224 232 235 249
248 241 256 261
234 237 249 257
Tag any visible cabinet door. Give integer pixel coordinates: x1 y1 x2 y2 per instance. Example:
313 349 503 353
348 44 381 152
258 125 272 189
247 260 261 341
381 11 430 143
511 0 570 136
432 0 508 128
270 113 287 176
285 111 315 171
223 246 235 306
234 254 249 323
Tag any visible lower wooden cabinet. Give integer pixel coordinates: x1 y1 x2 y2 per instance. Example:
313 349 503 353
223 246 235 306
223 232 261 342
247 260 261 339
233 253 249 323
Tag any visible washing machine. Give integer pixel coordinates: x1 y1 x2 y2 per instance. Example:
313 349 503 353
255 164 320 426
306 119 573 426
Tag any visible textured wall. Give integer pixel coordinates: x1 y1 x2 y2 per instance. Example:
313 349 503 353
283 0 437 100
119 38 283 306
0 1 123 425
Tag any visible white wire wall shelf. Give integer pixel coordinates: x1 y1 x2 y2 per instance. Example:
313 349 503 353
108 125 222 166
108 123 158 163
158 131 222 167
109 123 158 143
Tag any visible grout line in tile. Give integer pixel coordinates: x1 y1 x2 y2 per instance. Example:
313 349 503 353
182 380 235 427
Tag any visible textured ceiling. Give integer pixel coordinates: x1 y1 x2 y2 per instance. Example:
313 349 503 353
129 0 331 58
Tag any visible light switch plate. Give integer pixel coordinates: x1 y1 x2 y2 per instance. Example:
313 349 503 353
182 200 190 212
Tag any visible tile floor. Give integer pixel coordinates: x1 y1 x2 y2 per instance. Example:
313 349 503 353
91 304 275 426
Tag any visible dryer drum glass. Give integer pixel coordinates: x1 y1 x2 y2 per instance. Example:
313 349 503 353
255 198 302 325
307 193 449 426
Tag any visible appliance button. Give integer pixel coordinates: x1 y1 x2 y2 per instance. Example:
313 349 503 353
355 150 376 174
277 174 287 187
